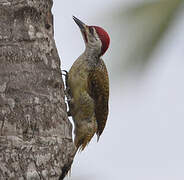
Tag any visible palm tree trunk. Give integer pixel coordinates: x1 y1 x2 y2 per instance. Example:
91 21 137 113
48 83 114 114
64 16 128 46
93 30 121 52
0 0 75 179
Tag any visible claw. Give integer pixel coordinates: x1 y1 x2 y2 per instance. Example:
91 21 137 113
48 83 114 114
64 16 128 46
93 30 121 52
67 111 72 116
62 70 73 117
62 70 68 76
62 70 69 89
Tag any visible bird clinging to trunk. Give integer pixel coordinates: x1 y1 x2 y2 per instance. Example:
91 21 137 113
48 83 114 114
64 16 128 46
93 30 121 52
65 16 110 151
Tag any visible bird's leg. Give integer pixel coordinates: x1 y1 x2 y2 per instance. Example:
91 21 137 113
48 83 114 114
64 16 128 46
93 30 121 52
62 70 69 91
62 70 72 116
62 70 70 100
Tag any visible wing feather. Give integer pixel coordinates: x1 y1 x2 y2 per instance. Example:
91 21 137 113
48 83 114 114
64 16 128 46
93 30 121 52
88 60 109 139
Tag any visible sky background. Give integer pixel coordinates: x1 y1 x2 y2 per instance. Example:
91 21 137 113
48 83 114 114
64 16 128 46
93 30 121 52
53 1 184 180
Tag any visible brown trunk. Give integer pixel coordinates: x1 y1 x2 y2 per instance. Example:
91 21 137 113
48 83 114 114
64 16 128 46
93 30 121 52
0 0 75 179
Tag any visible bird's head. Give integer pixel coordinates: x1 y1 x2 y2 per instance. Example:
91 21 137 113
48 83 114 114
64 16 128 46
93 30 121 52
73 16 110 57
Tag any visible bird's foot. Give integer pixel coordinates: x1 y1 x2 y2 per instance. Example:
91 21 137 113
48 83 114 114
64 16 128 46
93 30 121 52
62 69 71 99
62 70 69 87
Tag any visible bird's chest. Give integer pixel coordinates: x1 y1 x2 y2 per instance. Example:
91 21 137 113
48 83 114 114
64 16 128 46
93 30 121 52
68 62 90 97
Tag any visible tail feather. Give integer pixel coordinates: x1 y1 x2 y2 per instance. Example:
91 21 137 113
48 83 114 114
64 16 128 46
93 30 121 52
75 132 95 152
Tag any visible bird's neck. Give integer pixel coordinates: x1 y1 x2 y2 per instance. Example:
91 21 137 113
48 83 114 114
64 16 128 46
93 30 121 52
84 46 101 63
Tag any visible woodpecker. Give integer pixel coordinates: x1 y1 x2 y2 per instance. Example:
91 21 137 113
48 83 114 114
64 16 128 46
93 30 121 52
66 16 110 151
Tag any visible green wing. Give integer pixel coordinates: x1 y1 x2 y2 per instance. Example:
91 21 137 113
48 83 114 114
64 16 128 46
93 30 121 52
88 60 109 140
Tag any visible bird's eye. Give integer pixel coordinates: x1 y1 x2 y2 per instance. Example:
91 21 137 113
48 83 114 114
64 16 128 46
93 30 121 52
89 27 94 35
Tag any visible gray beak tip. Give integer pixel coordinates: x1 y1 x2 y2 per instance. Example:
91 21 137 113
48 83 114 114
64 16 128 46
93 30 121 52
72 16 86 30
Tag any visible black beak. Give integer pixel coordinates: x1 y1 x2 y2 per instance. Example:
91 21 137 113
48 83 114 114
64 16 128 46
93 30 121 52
73 16 86 31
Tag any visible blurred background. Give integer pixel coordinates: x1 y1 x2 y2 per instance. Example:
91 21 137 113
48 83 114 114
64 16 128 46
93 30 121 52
53 0 184 179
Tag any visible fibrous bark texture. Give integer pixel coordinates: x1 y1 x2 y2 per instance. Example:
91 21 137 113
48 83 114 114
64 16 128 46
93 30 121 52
0 0 75 179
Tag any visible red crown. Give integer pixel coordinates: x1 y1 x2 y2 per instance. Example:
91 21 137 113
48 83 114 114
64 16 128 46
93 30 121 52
92 26 110 56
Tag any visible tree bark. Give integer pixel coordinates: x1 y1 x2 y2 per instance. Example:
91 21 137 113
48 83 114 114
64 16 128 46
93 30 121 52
0 0 75 179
